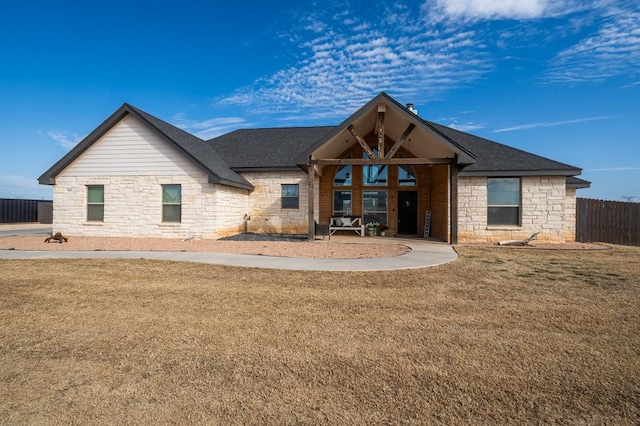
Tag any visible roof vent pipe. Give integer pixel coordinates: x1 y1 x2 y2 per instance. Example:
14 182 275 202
406 103 418 115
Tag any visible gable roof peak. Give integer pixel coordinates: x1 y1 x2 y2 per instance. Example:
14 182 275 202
294 91 476 165
38 103 253 191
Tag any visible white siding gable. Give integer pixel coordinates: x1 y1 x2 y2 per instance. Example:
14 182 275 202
59 114 203 177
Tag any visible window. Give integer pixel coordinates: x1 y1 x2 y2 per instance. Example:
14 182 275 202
334 165 352 186
363 191 387 226
487 178 520 225
87 185 104 222
363 148 387 186
333 190 352 216
281 184 299 209
398 165 417 186
162 184 181 222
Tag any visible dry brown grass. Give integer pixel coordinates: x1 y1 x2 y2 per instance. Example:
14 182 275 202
1 245 638 425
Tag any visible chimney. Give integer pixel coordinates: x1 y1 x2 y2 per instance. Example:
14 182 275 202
406 103 418 115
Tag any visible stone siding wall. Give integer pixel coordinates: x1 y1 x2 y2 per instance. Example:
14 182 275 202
53 174 249 239
213 185 250 238
564 187 577 241
241 171 313 234
457 176 575 243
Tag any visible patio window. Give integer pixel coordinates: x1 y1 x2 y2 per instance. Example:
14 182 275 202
87 185 104 222
162 184 182 223
363 148 387 186
333 190 352 216
487 178 520 225
398 165 417 186
282 184 299 209
334 165 352 186
363 191 387 226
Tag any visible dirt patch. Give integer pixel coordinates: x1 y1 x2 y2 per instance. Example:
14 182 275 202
0 235 411 259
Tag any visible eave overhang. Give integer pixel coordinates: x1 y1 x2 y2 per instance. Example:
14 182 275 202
459 168 583 177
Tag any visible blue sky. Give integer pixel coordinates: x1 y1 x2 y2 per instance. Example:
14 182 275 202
1 0 639 201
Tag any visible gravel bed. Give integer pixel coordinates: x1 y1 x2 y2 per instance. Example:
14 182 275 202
0 235 411 259
219 233 307 242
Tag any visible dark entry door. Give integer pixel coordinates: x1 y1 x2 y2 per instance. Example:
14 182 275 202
397 191 418 234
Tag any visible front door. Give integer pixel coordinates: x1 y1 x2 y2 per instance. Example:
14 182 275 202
397 191 418 234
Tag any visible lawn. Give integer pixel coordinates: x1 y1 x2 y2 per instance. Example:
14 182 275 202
1 245 638 424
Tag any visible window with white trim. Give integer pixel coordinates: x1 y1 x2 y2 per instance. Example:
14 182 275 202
87 185 104 222
333 190 352 216
162 184 182 223
487 178 520 225
363 190 387 226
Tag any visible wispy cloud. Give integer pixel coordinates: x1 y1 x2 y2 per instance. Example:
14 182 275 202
447 121 485 132
423 0 587 22
545 1 640 83
493 115 619 133
47 130 82 150
213 0 638 124
585 167 640 172
172 114 247 140
621 81 640 89
425 0 546 20
216 2 493 123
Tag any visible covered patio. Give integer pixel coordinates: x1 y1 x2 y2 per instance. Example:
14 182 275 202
299 93 475 243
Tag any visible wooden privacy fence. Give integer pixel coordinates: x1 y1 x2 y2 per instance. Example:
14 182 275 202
0 198 53 224
576 198 640 246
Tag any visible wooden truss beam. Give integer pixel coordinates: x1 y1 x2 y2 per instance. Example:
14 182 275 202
376 103 385 158
311 157 454 166
348 125 376 159
385 123 415 159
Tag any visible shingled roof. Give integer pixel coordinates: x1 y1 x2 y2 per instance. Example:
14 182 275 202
427 122 583 177
38 104 253 191
39 94 588 191
209 122 584 179
209 92 584 182
208 127 333 170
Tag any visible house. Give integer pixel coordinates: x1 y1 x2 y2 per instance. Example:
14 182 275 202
38 92 590 243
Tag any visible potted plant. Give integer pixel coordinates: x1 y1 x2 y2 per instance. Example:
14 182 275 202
380 224 388 237
365 221 381 236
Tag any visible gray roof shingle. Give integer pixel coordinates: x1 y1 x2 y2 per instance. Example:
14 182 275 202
427 122 582 176
209 120 584 179
208 127 334 170
211 92 583 180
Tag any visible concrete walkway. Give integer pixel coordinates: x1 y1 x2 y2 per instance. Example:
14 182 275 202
0 227 457 271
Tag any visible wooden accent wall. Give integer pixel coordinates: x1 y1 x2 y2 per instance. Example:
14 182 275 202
429 164 449 241
317 139 451 241
415 165 431 237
